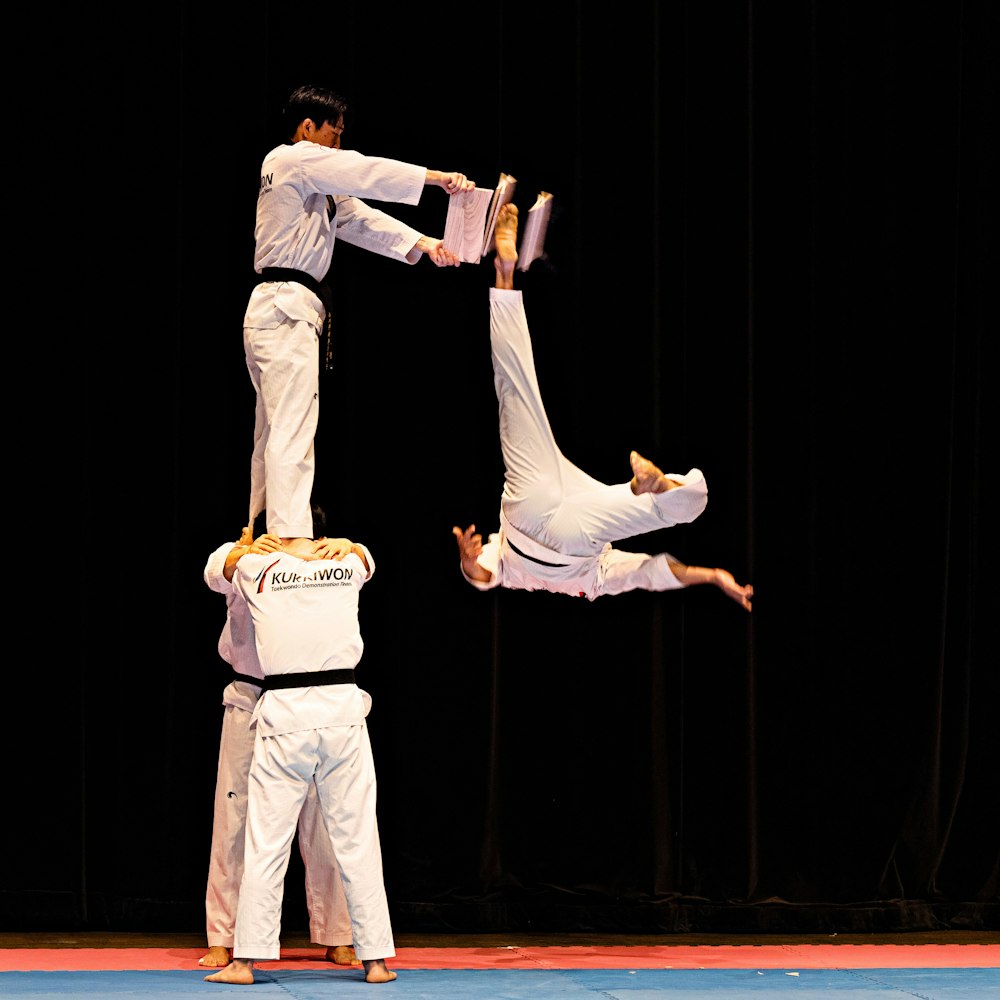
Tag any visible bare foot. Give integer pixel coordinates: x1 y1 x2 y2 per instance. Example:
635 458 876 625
363 958 398 983
494 203 518 289
198 946 232 968
327 944 361 966
204 958 254 984
629 450 682 495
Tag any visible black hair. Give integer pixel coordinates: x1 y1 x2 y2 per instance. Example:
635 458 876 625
281 84 348 140
311 503 328 539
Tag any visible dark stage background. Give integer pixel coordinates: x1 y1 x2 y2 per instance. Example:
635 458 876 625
22 1 997 936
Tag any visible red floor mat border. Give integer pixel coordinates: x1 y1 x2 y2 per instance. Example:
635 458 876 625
2 943 998 972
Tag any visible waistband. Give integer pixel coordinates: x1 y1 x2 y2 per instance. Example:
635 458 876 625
506 538 569 568
499 509 593 567
231 671 263 689
260 668 356 691
260 266 325 301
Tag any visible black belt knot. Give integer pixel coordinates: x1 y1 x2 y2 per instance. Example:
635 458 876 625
259 267 334 372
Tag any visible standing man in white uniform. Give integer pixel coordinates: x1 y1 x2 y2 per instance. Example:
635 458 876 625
247 83 475 539
199 510 361 969
205 529 396 987
452 204 754 611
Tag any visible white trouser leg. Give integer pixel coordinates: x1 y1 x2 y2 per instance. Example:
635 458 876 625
313 725 395 960
489 289 707 554
233 730 314 960
297 782 353 946
205 706 254 948
244 317 318 538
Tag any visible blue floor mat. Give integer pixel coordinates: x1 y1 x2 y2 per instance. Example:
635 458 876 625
2 967 998 999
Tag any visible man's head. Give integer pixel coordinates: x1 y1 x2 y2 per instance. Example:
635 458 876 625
283 84 346 148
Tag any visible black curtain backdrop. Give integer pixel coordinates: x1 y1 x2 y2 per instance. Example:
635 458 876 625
21 0 996 936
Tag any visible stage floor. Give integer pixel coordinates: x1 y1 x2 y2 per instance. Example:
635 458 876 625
2 932 997 999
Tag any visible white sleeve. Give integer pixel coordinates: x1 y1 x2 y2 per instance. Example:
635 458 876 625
651 467 709 526
204 542 237 595
301 145 425 205
231 553 267 604
334 196 423 264
353 543 376 581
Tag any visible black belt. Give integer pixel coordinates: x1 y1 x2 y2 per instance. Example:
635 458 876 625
231 672 263 689
260 669 356 691
506 538 569 568
259 267 335 373
260 266 325 300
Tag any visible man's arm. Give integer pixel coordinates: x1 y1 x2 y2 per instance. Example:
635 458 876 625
204 524 257 593
668 559 754 611
351 543 372 575
222 530 283 582
334 195 462 268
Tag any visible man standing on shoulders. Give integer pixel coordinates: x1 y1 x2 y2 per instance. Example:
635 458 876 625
247 82 475 540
